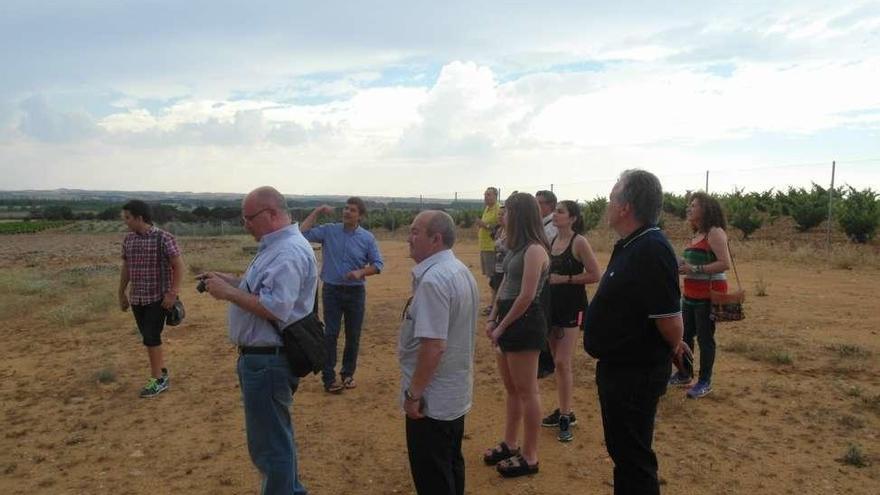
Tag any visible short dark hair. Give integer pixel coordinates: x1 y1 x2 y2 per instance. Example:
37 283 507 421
536 190 557 208
617 169 663 225
122 199 153 224
688 192 727 233
346 196 367 216
559 200 585 234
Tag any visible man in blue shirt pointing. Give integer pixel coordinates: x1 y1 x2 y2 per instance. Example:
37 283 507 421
301 197 384 393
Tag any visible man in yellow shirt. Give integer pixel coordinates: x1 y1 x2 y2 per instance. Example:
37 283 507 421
474 187 500 315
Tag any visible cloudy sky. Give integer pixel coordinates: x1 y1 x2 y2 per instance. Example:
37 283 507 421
1 1 879 200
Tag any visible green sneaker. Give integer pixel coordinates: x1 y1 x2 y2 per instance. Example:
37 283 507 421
139 377 169 398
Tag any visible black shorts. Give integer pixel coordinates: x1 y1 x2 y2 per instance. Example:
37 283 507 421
132 300 166 347
549 285 588 329
489 272 504 292
495 299 547 353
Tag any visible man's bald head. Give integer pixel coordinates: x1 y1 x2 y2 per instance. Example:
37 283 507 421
242 186 290 240
247 186 288 211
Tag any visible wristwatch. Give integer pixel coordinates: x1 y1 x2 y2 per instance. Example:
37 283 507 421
404 389 421 402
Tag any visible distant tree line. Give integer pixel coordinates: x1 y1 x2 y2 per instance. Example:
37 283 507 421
9 187 878 243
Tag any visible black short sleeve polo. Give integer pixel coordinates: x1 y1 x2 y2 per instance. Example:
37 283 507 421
583 226 682 366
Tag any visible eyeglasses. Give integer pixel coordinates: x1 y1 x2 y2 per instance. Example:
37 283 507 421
240 208 271 224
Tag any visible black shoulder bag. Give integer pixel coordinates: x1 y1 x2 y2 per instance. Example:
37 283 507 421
272 312 326 377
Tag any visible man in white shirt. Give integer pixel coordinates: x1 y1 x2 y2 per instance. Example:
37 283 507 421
536 190 558 241
399 210 479 495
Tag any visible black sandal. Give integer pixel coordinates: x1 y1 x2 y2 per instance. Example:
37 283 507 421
496 454 539 478
482 441 519 465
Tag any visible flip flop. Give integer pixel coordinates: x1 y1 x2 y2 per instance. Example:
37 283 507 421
342 376 356 389
324 380 343 394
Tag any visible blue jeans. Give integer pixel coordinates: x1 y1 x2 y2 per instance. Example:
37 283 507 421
683 301 716 383
321 283 366 386
237 353 307 495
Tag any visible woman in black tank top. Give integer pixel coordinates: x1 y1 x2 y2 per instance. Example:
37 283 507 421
542 200 601 442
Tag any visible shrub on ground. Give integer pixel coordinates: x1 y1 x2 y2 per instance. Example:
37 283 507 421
582 197 607 233
779 184 840 232
721 190 763 240
836 186 879 243
662 192 688 220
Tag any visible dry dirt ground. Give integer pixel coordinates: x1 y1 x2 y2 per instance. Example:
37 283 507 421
1 229 879 495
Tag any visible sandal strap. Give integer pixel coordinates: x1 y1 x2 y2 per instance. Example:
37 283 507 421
483 441 519 464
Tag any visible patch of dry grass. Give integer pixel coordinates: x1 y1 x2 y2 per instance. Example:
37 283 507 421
728 240 880 270
726 339 794 365
827 343 871 359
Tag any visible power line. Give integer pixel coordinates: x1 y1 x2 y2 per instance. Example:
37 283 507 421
382 157 880 200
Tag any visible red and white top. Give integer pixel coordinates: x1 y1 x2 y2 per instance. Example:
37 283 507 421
122 226 181 305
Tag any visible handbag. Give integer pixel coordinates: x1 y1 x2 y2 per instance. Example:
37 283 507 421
273 312 327 377
709 241 745 322
156 231 185 327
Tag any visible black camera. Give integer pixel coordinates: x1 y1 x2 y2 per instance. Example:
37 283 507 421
196 279 207 293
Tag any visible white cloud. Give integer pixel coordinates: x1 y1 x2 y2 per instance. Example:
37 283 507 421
2 1 880 193
17 95 101 143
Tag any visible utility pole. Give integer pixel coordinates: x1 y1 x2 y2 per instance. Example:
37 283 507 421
826 161 836 253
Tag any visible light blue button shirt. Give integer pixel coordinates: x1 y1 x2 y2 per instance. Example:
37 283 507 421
228 224 318 347
302 223 384 286
398 249 479 420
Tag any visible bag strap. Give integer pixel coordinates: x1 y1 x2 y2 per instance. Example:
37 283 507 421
726 240 743 292
241 251 320 336
155 230 167 295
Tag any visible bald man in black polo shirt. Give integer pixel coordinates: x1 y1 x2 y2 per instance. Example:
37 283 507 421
584 169 691 495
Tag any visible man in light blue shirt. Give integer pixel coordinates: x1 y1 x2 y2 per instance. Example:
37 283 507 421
200 186 317 495
301 197 384 393
399 210 479 495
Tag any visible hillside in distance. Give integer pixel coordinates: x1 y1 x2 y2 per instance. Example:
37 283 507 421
0 189 483 209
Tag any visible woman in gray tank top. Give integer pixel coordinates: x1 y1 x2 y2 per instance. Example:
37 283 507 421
482 192 550 478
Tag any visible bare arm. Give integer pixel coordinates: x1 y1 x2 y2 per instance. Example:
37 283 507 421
118 259 130 311
345 265 378 281
403 338 447 419
169 255 184 294
196 271 240 286
571 235 601 285
493 244 548 336
681 228 730 275
300 204 334 232
704 227 731 273
202 274 278 321
161 254 186 309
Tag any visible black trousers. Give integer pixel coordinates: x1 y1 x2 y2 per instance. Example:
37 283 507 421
596 360 669 495
405 415 465 495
